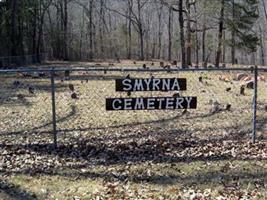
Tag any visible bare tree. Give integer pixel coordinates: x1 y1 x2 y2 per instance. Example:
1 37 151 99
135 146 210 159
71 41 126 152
10 0 18 56
0 0 262 66
127 0 133 59
99 0 106 58
259 25 265 66
157 3 163 59
215 0 225 67
178 0 186 68
185 0 192 66
106 0 147 60
168 6 173 61
261 0 267 23
62 0 69 60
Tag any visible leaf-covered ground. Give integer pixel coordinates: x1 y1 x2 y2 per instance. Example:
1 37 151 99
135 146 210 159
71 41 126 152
0 62 267 199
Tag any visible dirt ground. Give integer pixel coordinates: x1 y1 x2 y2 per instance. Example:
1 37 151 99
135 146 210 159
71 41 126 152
0 61 267 199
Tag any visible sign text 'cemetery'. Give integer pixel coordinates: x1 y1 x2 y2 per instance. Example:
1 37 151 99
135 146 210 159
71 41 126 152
106 97 197 111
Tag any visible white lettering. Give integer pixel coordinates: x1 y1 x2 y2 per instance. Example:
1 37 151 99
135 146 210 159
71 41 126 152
144 79 152 91
124 99 132 110
135 98 145 110
162 79 170 91
166 98 174 109
153 79 161 90
176 97 185 109
112 99 122 110
147 98 156 109
157 98 165 109
172 79 181 91
122 79 132 91
134 79 144 91
185 97 193 108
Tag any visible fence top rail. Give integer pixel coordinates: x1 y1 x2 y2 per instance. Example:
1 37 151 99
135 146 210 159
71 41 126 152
0 53 47 59
0 66 265 73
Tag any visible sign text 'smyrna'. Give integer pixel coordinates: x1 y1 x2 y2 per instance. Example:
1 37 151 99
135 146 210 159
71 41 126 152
106 77 197 111
116 78 187 92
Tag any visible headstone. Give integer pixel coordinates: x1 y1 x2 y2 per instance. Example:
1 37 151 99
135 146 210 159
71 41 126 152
71 93 78 99
246 80 254 89
240 85 245 95
69 84 74 91
226 87 231 92
236 73 248 81
65 70 70 77
172 60 177 66
28 86 34 94
225 104 231 111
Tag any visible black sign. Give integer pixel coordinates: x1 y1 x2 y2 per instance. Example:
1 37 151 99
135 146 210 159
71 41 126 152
106 97 197 111
116 78 186 92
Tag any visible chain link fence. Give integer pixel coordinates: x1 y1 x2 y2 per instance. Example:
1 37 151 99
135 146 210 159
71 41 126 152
0 54 47 68
0 70 52 145
0 66 266 148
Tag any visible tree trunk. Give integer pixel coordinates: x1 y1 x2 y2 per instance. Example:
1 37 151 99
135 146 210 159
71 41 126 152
32 2 37 55
215 0 225 67
259 25 265 66
178 0 186 68
63 0 68 60
195 33 199 66
17 13 24 55
152 37 156 59
137 0 144 61
56 3 62 59
127 0 132 59
222 30 226 63
139 29 145 61
168 7 173 61
260 34 265 66
261 0 267 23
89 0 93 60
37 1 52 59
99 0 105 58
157 4 163 59
185 0 192 66
145 12 151 60
10 0 18 56
80 9 85 60
202 1 207 66
193 3 199 66
202 25 206 65
231 0 236 65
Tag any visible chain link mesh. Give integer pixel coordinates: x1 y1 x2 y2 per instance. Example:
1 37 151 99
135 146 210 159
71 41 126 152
52 68 255 142
0 67 265 144
257 70 267 139
0 54 47 68
0 72 52 143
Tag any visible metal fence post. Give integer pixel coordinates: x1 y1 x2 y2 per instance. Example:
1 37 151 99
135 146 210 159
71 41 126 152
50 67 57 149
252 65 258 143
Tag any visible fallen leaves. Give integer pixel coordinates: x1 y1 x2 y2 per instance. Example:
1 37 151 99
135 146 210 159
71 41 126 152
0 71 267 199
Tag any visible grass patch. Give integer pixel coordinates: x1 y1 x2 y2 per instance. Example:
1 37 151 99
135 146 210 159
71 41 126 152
0 65 267 199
